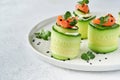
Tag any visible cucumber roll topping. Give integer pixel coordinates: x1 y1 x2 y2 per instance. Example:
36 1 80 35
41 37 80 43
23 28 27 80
75 0 89 14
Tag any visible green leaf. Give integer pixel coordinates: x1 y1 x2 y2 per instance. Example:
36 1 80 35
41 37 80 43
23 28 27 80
100 17 105 25
87 51 95 59
34 29 51 40
73 11 78 16
87 51 92 54
34 33 41 39
104 15 109 22
78 0 89 4
81 51 95 61
42 34 48 40
69 19 77 26
81 53 89 61
46 31 51 37
64 11 71 19
77 1 84 4
84 0 89 4
99 15 109 25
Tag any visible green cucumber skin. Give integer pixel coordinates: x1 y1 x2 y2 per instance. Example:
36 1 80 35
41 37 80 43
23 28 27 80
118 14 120 37
74 10 96 22
78 16 96 22
74 9 90 16
76 21 89 39
50 26 81 60
74 9 85 15
89 22 120 30
88 23 120 53
54 24 78 33
51 54 70 60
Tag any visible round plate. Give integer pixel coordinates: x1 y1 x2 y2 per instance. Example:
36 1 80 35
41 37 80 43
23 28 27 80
28 13 120 71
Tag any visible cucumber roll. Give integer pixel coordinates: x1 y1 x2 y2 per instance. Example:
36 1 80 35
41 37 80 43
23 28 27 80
88 14 120 53
50 11 81 60
74 0 95 39
76 15 96 39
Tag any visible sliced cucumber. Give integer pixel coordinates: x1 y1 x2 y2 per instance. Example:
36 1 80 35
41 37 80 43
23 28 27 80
76 16 95 39
89 22 119 30
54 24 78 33
74 10 90 17
76 21 89 39
78 16 96 22
74 9 95 39
74 10 85 16
88 22 120 53
118 12 120 37
50 26 81 60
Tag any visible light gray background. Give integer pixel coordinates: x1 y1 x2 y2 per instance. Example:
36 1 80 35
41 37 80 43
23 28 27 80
1 0 120 80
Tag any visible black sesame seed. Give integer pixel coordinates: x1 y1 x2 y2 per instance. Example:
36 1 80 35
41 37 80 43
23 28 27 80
105 57 107 60
32 39 35 42
67 20 69 22
87 60 89 63
37 42 41 45
111 20 113 22
90 63 92 65
96 53 99 54
46 51 50 53
60 19 62 21
51 55 53 58
81 38 84 40
68 58 70 60
63 60 66 61
99 60 101 62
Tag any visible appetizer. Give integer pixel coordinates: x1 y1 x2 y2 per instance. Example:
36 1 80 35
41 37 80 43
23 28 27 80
88 14 120 53
74 0 96 39
50 11 81 60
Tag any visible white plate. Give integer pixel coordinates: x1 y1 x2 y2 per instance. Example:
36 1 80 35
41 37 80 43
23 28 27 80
28 14 120 71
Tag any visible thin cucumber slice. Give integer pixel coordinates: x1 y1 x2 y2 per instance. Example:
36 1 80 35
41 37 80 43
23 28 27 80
89 22 120 30
88 23 120 53
76 21 89 39
50 26 81 60
78 16 96 22
76 16 95 39
74 9 85 16
54 24 78 33
74 9 90 17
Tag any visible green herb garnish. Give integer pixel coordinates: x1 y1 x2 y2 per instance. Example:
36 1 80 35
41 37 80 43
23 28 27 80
73 11 78 16
35 29 51 40
78 0 89 5
87 51 95 59
69 19 77 26
64 11 72 20
81 53 89 61
81 51 95 61
99 15 109 25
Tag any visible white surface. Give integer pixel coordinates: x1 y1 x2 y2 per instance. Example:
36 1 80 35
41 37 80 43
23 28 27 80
29 16 120 71
1 0 120 80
